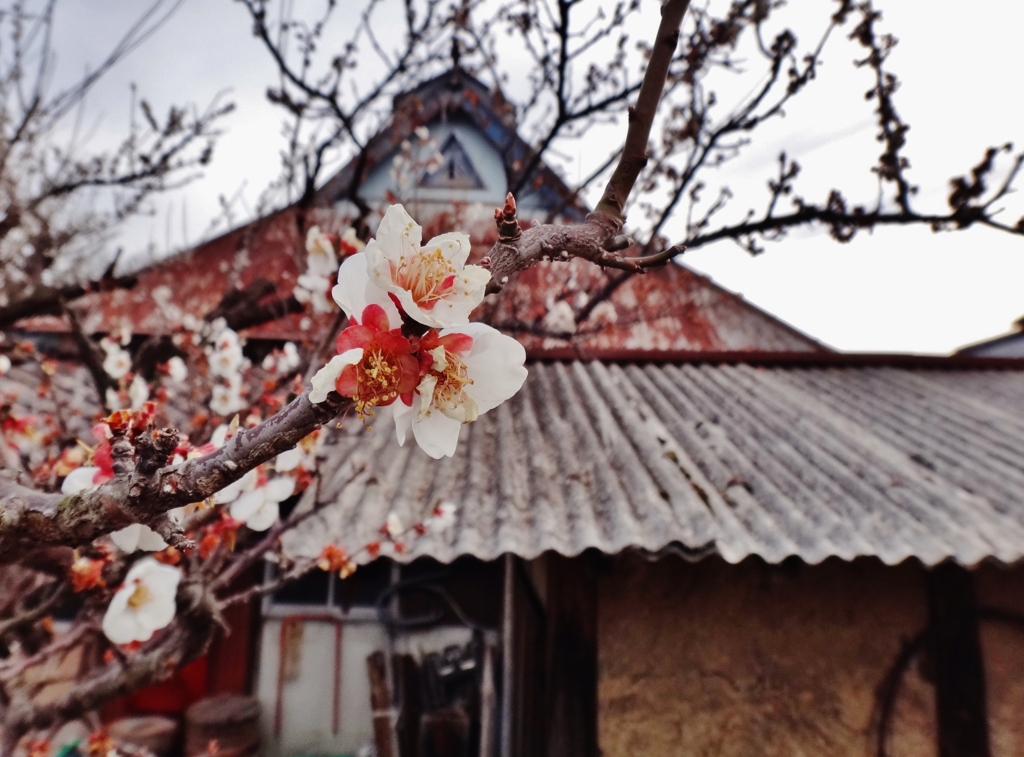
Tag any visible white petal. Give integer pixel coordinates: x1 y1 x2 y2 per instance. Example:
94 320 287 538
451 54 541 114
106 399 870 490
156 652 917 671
102 603 146 645
274 448 303 472
305 227 338 276
441 393 478 423
411 409 463 459
331 253 402 327
111 524 167 553
423 231 472 269
134 594 177 634
103 348 131 379
210 424 230 448
447 323 528 415
230 489 265 523
374 204 422 263
385 513 403 537
428 265 491 326
136 526 169 552
62 466 100 495
124 557 180 588
213 468 259 505
167 356 188 383
129 375 150 411
110 524 142 553
311 289 335 314
309 349 363 404
415 374 437 421
264 476 296 503
238 496 279 532
105 388 122 411
392 399 415 446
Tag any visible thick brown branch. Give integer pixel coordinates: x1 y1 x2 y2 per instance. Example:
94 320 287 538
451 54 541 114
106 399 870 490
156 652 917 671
0 390 352 559
486 200 683 293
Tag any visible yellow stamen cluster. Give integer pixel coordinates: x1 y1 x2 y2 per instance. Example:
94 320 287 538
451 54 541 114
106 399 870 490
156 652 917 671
355 348 403 417
127 581 152 609
395 247 456 307
429 351 476 421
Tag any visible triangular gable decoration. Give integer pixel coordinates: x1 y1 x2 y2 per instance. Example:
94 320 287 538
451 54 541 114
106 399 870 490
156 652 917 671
418 133 485 189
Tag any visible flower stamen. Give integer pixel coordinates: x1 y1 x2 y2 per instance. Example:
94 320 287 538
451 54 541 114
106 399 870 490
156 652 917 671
394 247 458 311
127 581 151 609
355 346 404 416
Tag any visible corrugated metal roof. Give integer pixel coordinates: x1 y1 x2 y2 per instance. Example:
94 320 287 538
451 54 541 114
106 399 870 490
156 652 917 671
286 361 1024 567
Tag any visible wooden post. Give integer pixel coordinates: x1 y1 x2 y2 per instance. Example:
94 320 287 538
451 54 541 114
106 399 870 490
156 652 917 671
367 650 399 757
927 561 991 757
544 552 598 757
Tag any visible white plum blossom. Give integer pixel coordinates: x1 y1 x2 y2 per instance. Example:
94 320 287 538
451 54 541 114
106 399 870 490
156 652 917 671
262 342 301 375
110 523 168 553
294 272 335 314
0 354 10 375
543 300 578 335
207 327 244 378
295 227 343 314
429 502 457 533
393 323 527 459
230 476 296 531
338 204 490 328
210 380 246 417
102 558 182 645
101 339 132 380
165 356 188 384
105 388 122 411
305 226 338 276
128 375 150 411
384 512 403 538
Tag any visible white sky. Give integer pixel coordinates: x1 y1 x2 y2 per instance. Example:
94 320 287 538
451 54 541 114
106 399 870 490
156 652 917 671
41 0 1024 354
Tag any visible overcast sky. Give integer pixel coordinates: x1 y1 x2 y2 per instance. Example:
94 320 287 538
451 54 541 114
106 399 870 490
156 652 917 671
41 0 1024 354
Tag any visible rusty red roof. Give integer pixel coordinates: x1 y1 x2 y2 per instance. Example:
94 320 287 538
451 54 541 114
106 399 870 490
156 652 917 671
17 208 823 354
16 68 825 354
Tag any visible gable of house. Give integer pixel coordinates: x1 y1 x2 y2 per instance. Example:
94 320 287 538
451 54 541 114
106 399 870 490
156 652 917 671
14 68 823 355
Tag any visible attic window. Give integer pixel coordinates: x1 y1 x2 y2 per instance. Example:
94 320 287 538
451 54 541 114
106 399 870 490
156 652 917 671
419 134 485 190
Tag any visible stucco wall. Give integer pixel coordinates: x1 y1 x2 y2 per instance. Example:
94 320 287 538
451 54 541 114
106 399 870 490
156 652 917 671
598 555 937 757
972 561 1024 755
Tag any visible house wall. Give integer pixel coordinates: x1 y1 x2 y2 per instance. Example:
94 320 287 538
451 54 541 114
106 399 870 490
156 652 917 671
972 561 1024 754
597 555 939 757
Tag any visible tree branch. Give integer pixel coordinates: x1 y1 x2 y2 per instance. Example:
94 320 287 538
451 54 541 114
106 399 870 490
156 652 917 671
486 0 692 290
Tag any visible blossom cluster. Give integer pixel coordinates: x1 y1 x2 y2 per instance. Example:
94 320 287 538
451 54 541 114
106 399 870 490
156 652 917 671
294 226 364 313
311 204 528 458
48 206 524 652
317 501 457 578
206 326 248 417
59 404 325 646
